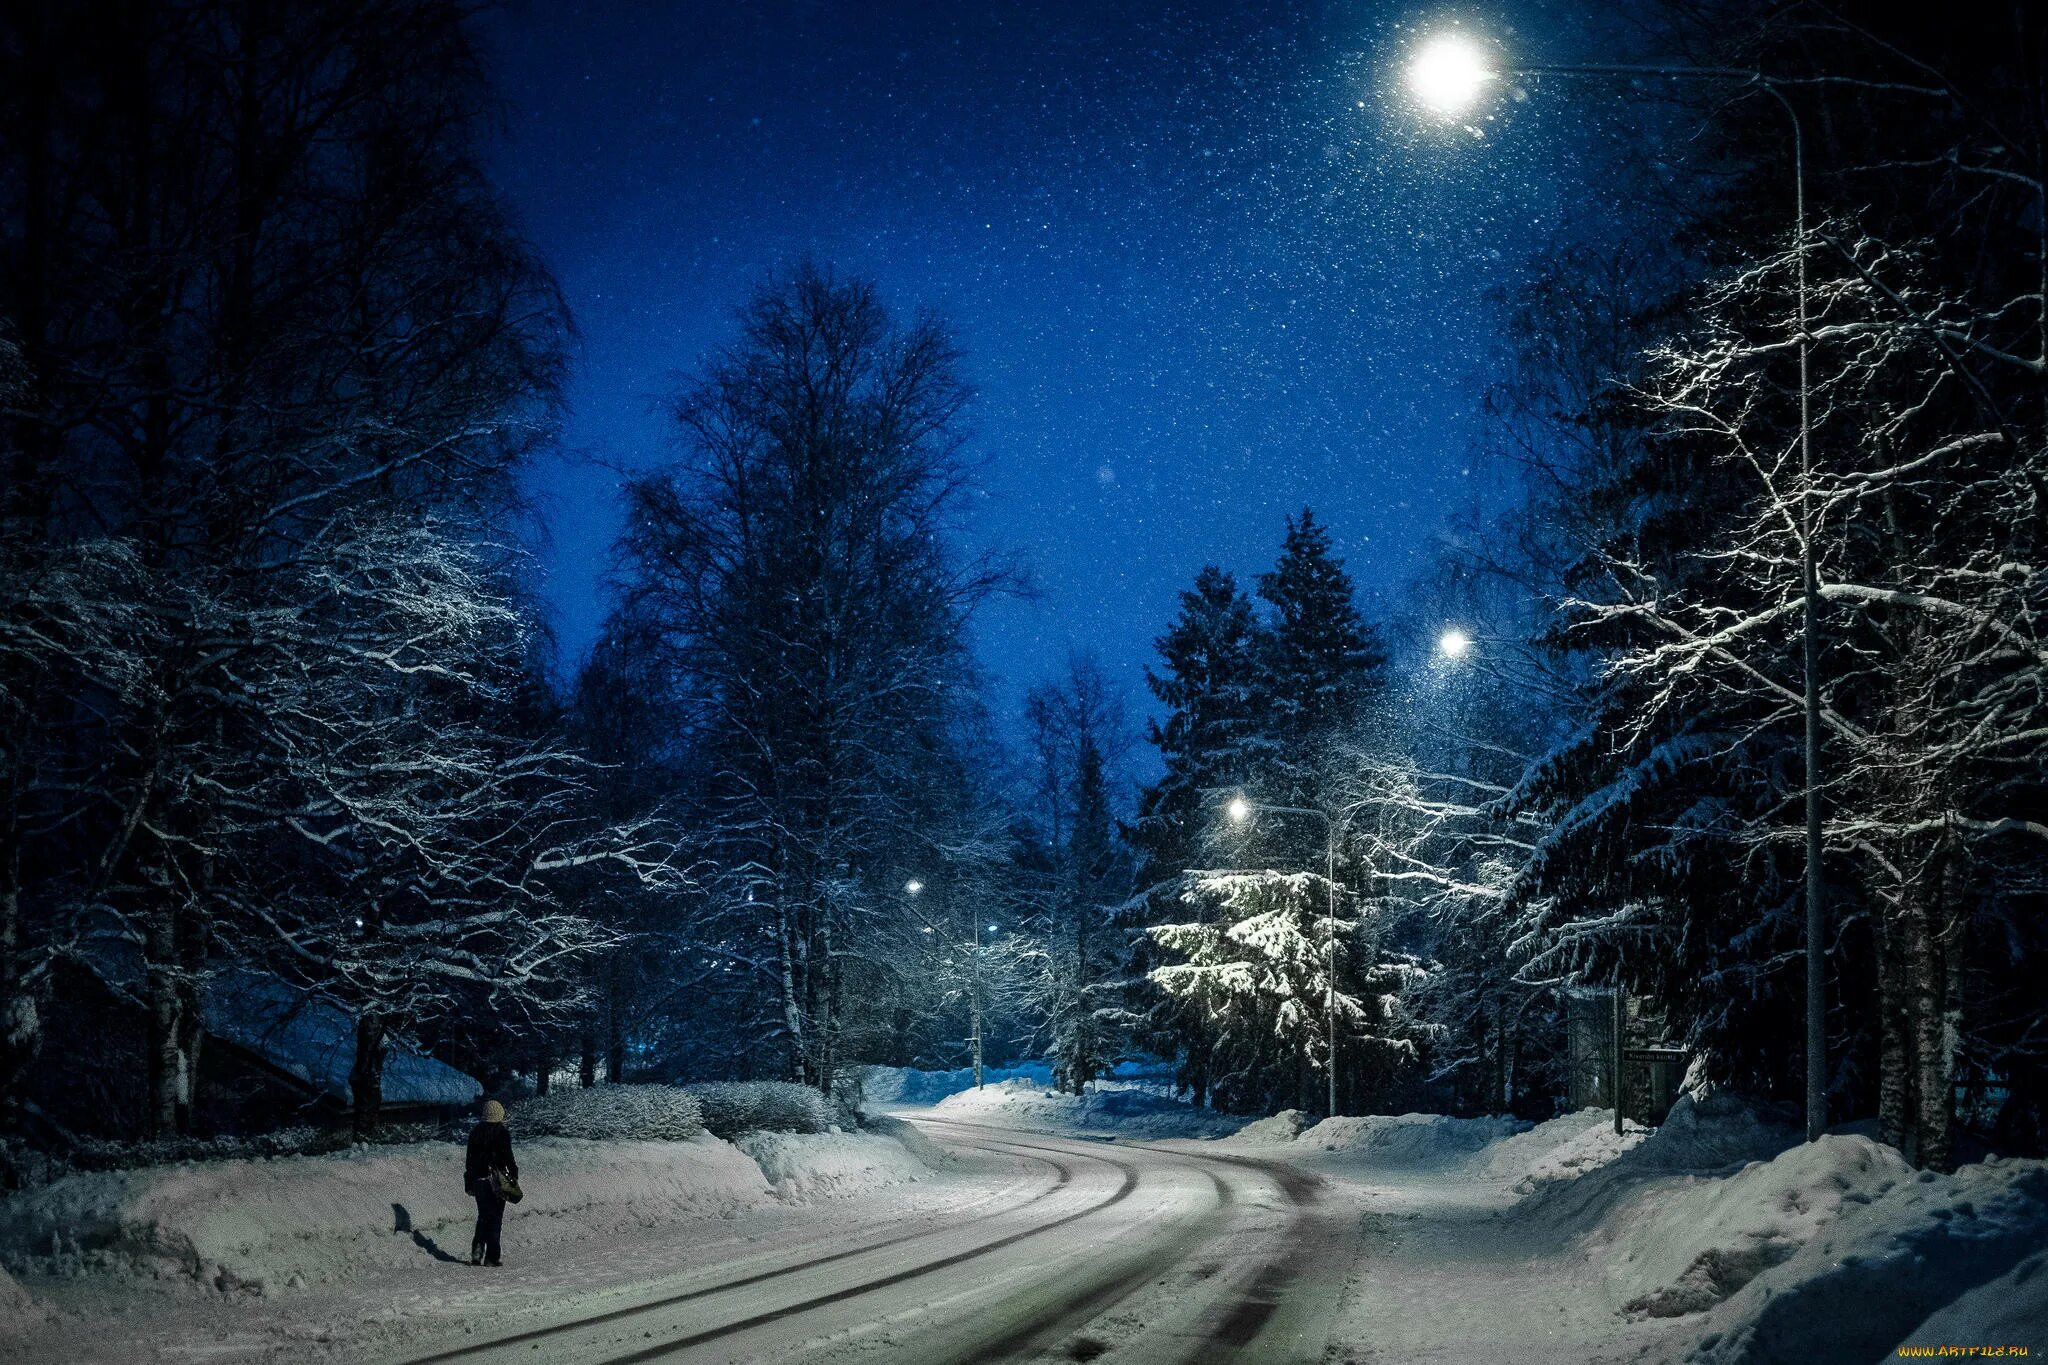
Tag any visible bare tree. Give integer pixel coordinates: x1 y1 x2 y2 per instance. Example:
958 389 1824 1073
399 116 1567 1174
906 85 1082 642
608 264 1013 1091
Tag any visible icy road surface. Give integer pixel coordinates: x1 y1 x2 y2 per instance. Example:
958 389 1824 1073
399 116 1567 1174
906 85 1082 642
386 1117 1356 1364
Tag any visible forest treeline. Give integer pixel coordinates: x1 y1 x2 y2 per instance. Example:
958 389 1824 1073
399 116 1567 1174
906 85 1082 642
2 0 2043 1174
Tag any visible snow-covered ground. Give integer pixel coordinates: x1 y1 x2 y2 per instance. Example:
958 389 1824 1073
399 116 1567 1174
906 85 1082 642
0 1119 949 1361
3 1073 2043 1362
921 1075 1247 1139
887 1074 2047 1361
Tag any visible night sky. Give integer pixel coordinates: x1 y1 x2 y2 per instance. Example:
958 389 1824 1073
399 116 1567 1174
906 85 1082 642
482 0 1636 725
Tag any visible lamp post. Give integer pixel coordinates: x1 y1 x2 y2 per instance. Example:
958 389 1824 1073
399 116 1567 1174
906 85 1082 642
1227 795 1358 1117
907 876 993 1088
1401 32 1827 1143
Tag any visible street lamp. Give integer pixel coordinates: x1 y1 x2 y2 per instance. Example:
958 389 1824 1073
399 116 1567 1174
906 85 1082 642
1399 33 1828 1143
1436 626 1472 660
1225 794 1356 1117
1405 32 1495 117
904 874 990 1088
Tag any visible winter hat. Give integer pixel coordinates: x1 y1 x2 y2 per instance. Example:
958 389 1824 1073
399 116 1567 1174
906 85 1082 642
482 1099 506 1123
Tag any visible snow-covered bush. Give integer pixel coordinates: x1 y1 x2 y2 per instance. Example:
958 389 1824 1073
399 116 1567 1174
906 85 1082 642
688 1081 836 1139
509 1085 704 1141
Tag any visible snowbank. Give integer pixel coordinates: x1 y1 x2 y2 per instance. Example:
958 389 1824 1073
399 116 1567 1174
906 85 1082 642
0 1136 768 1294
1471 1108 1646 1190
0 1126 937 1299
1677 1150 2048 1364
861 1113 955 1168
0 1263 52 1338
926 1077 1245 1139
1229 1109 1314 1145
1209 1106 1642 1192
1895 1249 2048 1352
1290 1112 1529 1170
1606 1134 1912 1318
1627 1091 1795 1173
861 1062 1053 1108
737 1129 931 1202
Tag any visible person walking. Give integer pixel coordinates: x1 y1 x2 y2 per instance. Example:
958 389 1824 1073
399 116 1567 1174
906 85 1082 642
464 1099 519 1267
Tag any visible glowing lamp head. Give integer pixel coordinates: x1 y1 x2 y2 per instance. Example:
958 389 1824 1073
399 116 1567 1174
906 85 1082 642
1438 627 1473 659
1226 795 1252 824
904 879 923 895
1406 33 1495 117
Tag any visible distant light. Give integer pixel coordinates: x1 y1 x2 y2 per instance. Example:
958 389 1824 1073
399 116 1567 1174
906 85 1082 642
905 879 924 895
1227 795 1252 824
988 924 1000 934
1438 627 1473 659
1406 33 1495 117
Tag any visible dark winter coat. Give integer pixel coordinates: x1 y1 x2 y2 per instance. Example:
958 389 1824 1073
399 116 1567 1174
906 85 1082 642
464 1120 517 1192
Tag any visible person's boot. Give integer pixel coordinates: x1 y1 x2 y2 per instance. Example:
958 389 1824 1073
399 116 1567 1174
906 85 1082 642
470 1241 484 1267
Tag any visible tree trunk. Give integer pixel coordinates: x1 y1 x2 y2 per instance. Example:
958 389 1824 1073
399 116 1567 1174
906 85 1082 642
777 895 804 1084
1909 849 1957 1173
1497 997 1515 1116
534 1043 551 1097
350 1011 387 1141
144 909 184 1140
579 1031 597 1088
172 893 207 1135
606 986 625 1084
0 772 39 1125
816 923 839 1097
1877 895 1912 1153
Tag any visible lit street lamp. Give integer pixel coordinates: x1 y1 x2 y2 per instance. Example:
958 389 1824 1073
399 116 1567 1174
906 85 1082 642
904 874 991 1088
1399 30 1828 1142
1405 32 1495 117
1227 794 1358 1117
1436 626 1472 660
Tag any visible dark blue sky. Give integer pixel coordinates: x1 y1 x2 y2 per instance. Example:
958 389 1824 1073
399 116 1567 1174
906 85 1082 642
483 0 1627 723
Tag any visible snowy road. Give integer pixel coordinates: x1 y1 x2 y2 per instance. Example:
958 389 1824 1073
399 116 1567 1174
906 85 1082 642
388 1117 1355 1365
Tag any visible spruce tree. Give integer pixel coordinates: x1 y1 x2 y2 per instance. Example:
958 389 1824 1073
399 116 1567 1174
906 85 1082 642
1121 566 1264 1106
1059 735 1118 1091
1255 509 1387 813
1127 567 1264 893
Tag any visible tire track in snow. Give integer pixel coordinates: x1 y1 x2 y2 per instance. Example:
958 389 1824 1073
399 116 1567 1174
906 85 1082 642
396 1139 1089 1365
582 1137 1144 1365
910 1118 1267 1364
1177 1153 1326 1362
921 1120 1344 1364
1175 1151 1344 1364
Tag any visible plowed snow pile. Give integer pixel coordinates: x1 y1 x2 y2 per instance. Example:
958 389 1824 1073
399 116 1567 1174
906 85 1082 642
1600 1134 1912 1318
1666 1145 2048 1364
1292 1112 1528 1169
1471 1107 1647 1189
925 1078 1245 1138
1898 1249 2048 1352
0 1263 51 1338
1229 1109 1314 1145
862 1062 1053 1107
1212 1105 1643 1192
0 1128 933 1300
738 1129 931 1201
